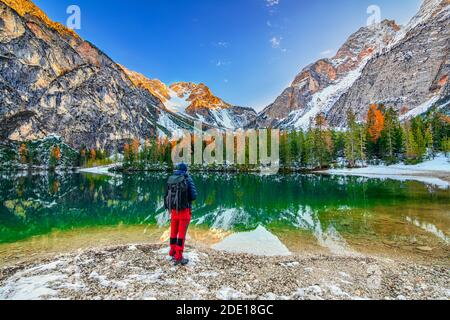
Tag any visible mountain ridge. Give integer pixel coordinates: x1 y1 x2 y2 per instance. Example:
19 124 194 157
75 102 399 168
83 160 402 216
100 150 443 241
252 0 449 129
0 0 448 153
120 65 256 129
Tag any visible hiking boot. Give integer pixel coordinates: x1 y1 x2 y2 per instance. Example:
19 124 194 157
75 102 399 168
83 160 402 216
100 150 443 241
174 258 189 266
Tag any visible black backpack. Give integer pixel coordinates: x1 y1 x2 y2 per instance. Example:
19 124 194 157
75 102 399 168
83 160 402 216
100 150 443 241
164 175 190 211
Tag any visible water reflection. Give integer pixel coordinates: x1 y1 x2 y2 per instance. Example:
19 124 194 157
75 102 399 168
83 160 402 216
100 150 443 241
0 172 449 257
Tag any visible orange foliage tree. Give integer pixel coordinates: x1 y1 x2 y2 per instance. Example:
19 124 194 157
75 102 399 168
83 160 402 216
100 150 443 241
53 146 61 161
132 138 140 159
19 143 28 164
90 148 96 160
367 104 385 142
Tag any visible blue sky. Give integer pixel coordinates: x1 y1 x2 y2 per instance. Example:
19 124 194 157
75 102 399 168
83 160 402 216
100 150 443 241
34 0 422 111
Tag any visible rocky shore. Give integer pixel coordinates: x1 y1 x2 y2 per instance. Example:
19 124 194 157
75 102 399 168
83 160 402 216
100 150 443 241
0 244 448 300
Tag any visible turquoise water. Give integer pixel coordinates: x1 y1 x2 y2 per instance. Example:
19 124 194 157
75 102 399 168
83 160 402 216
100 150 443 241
0 172 449 261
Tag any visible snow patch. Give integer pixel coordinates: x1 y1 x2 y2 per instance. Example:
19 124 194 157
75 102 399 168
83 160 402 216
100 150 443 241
213 225 291 256
290 59 369 129
164 89 191 114
79 164 120 177
400 96 440 121
327 155 450 189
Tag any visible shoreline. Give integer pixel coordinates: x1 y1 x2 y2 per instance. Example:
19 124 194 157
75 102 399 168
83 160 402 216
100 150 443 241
323 156 450 187
0 243 448 300
4 156 448 186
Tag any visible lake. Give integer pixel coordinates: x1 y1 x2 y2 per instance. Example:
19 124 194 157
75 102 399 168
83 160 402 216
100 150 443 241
0 171 449 266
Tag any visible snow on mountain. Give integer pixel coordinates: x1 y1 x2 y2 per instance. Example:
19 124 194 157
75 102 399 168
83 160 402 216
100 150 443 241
283 58 371 129
252 19 401 129
120 67 256 130
253 0 449 129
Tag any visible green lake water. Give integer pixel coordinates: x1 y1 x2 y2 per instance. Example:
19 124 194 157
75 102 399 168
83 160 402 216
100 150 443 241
0 172 449 265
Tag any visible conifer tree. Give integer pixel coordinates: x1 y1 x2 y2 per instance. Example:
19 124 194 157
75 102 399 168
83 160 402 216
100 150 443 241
424 124 434 157
344 109 358 167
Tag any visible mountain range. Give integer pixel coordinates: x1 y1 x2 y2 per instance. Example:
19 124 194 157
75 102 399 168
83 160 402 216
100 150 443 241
0 0 448 152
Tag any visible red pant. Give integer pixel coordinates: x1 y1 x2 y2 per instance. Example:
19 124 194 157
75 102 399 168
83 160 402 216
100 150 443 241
170 208 192 261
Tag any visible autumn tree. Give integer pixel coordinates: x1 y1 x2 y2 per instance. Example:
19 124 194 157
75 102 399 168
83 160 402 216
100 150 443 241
366 104 385 159
49 145 61 169
132 138 140 161
123 143 131 165
90 148 96 161
367 104 385 142
18 143 28 164
80 148 87 167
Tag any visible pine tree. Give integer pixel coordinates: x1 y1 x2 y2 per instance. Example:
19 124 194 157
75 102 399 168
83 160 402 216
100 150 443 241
123 143 131 166
380 107 402 164
80 148 87 167
425 124 434 157
279 132 291 167
442 137 450 157
344 109 358 167
404 122 419 163
313 113 333 169
304 126 315 168
358 125 367 165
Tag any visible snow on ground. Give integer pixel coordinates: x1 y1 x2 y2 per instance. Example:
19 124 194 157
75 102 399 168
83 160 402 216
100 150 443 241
1 244 449 300
326 155 450 189
213 225 291 256
78 164 120 177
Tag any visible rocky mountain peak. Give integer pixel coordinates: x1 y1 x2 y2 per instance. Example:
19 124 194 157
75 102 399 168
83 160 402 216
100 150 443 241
0 0 79 40
254 18 402 128
119 65 171 103
169 82 229 110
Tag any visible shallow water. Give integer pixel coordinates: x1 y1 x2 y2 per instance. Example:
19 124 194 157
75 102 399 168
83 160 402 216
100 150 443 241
0 172 449 265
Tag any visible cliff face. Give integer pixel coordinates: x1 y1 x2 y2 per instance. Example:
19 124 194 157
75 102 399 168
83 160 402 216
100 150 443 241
252 20 401 128
0 0 191 151
1 0 447 151
253 0 449 129
327 0 450 126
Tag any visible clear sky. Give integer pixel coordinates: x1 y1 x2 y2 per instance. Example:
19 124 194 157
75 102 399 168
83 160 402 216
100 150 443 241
34 0 422 111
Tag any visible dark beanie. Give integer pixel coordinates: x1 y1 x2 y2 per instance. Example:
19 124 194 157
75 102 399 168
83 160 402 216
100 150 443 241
176 163 188 173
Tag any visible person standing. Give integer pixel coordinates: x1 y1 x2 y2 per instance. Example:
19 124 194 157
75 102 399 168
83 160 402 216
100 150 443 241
164 163 197 266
